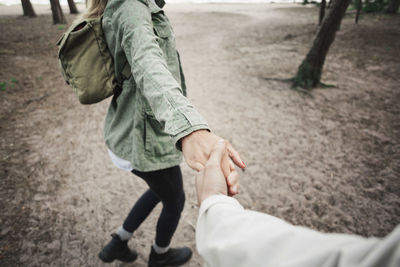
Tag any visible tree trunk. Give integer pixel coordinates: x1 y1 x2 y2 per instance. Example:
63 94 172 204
386 0 400 13
21 0 37 17
49 0 67 24
319 0 326 25
293 0 351 89
67 0 79 14
377 0 385 10
355 0 362 24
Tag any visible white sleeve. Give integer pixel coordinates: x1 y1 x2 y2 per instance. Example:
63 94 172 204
196 195 400 267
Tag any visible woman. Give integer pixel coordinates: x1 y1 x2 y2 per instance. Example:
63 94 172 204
82 0 245 266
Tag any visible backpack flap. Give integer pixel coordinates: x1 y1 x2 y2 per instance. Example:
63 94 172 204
57 17 118 104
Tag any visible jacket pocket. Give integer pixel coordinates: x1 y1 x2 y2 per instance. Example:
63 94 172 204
152 12 173 39
153 23 172 40
144 113 175 158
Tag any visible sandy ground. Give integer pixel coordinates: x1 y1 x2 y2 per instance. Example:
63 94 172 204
1 3 400 267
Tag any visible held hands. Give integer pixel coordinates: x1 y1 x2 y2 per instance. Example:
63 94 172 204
181 130 245 179
195 139 240 205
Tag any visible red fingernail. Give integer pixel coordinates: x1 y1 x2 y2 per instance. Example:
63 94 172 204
242 161 246 167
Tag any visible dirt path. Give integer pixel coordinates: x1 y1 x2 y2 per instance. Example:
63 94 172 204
1 3 399 266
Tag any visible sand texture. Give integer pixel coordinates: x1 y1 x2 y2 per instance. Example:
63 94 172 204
0 3 399 266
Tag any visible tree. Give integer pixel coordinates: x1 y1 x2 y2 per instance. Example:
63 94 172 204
386 0 400 13
355 0 362 24
49 0 67 24
21 0 37 17
376 0 385 10
293 0 352 89
67 0 79 14
319 0 327 25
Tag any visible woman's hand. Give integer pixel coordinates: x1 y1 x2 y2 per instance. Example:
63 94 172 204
195 139 240 205
181 130 245 181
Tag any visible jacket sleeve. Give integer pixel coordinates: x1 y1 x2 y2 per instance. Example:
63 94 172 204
196 195 400 267
113 0 209 146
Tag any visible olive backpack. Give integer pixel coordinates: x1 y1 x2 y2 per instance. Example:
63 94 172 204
56 16 130 104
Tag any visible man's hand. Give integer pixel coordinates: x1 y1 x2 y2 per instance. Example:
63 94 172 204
195 139 240 205
181 130 245 179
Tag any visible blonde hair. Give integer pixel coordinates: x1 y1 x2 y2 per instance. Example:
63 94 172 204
83 0 108 19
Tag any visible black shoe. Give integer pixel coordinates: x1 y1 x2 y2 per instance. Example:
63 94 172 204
98 233 138 263
148 246 192 267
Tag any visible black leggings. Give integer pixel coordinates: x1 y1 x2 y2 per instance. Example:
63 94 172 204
122 165 185 247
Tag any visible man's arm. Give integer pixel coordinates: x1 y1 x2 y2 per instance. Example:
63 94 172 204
195 142 400 267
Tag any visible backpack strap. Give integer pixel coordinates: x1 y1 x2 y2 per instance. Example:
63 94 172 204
121 61 131 80
114 60 131 97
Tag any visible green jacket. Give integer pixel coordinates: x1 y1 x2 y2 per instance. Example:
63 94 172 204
102 0 209 171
